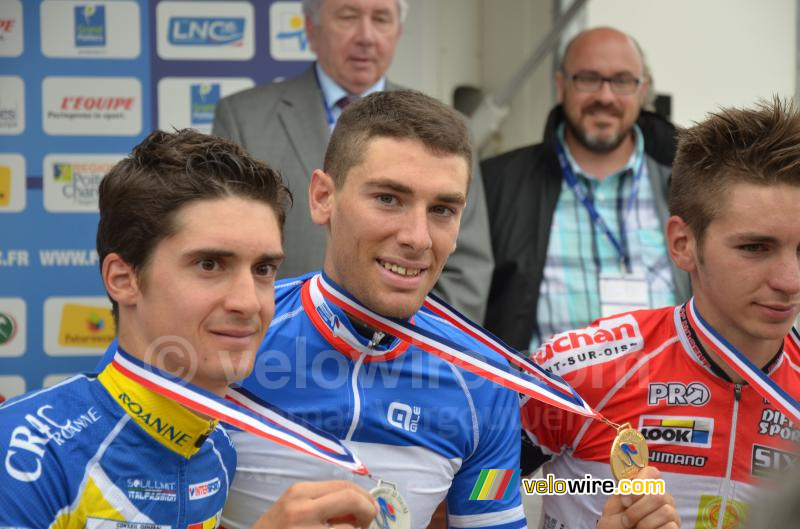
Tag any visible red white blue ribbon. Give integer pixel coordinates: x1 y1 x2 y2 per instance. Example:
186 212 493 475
111 350 368 475
314 273 597 419
686 298 800 424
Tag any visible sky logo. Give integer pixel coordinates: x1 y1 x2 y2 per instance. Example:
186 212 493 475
190 83 220 126
169 17 245 46
74 4 106 47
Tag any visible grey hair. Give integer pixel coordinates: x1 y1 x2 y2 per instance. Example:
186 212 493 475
302 0 408 25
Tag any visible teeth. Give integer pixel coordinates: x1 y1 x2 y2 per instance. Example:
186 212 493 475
381 261 420 277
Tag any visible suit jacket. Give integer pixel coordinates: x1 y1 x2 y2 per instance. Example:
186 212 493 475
212 66 493 322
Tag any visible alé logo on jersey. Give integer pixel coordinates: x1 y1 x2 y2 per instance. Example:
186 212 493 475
169 16 245 46
648 382 710 406
533 314 643 374
387 401 420 432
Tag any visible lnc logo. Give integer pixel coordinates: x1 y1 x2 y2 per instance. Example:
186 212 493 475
387 402 420 432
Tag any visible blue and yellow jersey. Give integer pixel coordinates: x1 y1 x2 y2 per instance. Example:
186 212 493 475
0 351 236 529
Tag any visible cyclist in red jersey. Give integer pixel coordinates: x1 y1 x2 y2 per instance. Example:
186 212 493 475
522 98 800 529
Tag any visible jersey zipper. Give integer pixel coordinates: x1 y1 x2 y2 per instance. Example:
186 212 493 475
715 383 742 529
178 457 187 527
345 354 366 441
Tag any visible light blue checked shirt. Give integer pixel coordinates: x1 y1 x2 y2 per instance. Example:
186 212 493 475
531 124 675 350
315 62 384 129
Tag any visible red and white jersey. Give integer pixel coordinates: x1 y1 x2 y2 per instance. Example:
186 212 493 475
522 304 800 529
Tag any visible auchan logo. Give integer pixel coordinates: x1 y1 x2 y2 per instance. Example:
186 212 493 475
533 314 643 374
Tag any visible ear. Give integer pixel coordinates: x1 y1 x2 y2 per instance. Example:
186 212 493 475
309 169 336 227
666 215 698 273
555 70 566 104
638 76 652 106
102 253 140 308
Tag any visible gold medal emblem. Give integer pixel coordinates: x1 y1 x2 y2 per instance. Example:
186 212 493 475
609 423 648 481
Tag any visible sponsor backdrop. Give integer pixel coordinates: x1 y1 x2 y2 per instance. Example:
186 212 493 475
0 0 314 398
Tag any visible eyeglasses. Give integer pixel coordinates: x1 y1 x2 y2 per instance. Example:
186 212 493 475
567 71 642 95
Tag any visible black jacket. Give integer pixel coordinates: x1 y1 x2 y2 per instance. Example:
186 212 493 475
481 105 691 352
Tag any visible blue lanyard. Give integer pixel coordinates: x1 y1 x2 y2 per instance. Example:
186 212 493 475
555 140 644 272
313 67 336 128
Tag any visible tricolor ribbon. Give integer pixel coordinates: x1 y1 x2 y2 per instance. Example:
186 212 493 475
111 350 368 475
314 273 597 419
686 298 800 424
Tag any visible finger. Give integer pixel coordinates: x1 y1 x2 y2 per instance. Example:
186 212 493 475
313 487 379 528
623 494 679 529
286 480 371 500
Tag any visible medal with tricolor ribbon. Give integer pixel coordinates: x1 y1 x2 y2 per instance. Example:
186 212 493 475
313 273 650 480
110 350 369 475
686 298 800 424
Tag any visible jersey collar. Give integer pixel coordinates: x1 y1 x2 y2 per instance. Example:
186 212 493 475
98 348 217 459
675 302 785 382
301 272 410 362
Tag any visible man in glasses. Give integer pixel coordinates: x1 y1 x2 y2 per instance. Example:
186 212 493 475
481 27 690 355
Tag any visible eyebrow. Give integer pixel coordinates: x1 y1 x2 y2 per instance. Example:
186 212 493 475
728 233 779 244
185 248 285 262
366 179 467 205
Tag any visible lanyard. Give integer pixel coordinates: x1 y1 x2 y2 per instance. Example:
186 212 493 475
313 67 336 128
313 273 598 419
110 349 369 475
685 298 800 424
555 140 644 272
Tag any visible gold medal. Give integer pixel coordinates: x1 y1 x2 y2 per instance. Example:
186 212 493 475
609 423 648 481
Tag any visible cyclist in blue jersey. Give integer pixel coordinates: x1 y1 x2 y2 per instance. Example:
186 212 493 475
0 129 377 529
221 90 679 529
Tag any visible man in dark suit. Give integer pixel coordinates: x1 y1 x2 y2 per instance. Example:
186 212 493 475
213 0 493 322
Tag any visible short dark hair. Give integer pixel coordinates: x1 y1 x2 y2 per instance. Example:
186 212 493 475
670 97 800 243
97 129 292 320
324 90 473 188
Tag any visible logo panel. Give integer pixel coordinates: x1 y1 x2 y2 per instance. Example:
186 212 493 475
44 296 115 356
157 77 254 134
42 76 141 136
387 401 420 432
157 1 254 60
648 382 711 406
758 408 800 441
693 495 748 529
638 415 713 448
42 154 122 212
0 297 25 357
0 0 23 57
0 154 26 213
751 444 797 477
269 2 314 61
188 477 222 500
0 375 25 400
0 75 24 135
533 314 644 375
40 1 140 58
649 450 707 468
